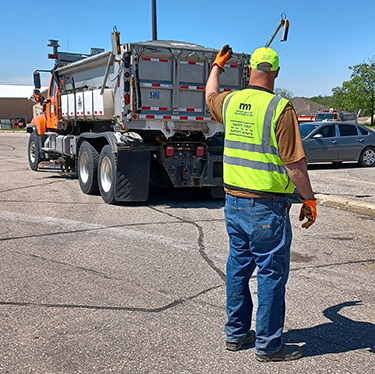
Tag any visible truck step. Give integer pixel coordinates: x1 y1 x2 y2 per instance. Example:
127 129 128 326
37 161 63 171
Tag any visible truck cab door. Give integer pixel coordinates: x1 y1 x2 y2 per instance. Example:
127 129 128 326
45 75 60 130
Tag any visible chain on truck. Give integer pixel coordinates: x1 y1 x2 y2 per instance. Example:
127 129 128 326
27 30 250 203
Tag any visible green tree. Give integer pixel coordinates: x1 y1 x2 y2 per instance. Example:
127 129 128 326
275 88 293 99
310 95 334 108
332 57 375 125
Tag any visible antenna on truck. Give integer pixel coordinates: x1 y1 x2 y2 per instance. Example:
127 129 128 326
265 13 289 48
152 0 157 40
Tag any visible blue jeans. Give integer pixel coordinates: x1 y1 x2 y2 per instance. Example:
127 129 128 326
224 194 292 355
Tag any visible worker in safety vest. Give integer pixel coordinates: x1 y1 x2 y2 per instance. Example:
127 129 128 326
205 45 316 362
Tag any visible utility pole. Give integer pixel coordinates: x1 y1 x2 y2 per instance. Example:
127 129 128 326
152 0 157 40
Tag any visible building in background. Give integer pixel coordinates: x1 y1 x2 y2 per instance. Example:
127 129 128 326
0 85 47 128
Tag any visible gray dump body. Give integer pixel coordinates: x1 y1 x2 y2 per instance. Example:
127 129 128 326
29 39 250 203
56 40 250 138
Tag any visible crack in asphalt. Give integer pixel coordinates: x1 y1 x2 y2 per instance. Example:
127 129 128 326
291 258 375 272
14 251 123 281
0 143 16 150
147 205 226 282
0 206 225 314
0 284 222 313
0 219 222 242
0 180 64 194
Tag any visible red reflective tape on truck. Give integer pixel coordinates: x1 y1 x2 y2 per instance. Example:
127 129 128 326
141 82 173 89
142 57 169 63
179 85 205 91
138 114 215 121
142 106 168 111
180 61 204 66
179 107 202 113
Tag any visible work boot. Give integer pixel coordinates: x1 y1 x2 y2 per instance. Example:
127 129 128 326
255 344 303 362
226 330 255 351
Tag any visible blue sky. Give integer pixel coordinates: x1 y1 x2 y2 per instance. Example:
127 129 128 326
1 0 374 97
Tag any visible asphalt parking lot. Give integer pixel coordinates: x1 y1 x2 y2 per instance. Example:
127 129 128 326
0 132 374 373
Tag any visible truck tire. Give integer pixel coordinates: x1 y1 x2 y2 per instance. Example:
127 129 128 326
98 145 117 204
28 133 42 171
78 141 99 194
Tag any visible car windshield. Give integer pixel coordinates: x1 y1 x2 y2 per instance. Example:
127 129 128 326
316 113 335 121
299 124 320 138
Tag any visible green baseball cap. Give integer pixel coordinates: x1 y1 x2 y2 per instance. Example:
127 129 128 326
250 47 279 71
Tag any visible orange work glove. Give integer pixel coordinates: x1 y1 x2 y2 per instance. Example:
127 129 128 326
212 45 233 73
299 200 317 229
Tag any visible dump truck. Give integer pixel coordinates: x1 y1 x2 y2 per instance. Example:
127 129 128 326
315 110 357 123
27 31 250 203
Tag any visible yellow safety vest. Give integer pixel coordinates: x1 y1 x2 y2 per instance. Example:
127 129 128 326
222 87 294 195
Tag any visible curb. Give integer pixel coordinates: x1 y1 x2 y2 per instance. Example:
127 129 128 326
316 193 375 217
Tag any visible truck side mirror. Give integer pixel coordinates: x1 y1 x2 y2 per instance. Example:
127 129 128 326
33 71 41 89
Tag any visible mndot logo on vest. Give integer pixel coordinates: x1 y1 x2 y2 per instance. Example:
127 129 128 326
239 103 252 111
222 87 294 195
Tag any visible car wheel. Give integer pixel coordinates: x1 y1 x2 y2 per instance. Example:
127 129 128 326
98 145 117 204
359 147 375 167
78 141 99 194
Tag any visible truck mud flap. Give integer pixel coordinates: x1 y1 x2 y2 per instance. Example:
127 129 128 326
115 148 150 202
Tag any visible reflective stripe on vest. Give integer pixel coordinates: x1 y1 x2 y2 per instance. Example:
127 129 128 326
222 88 294 194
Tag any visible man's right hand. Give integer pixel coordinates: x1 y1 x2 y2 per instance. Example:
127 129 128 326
212 45 233 73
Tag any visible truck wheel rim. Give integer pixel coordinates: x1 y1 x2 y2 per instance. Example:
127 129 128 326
100 156 112 193
79 152 89 183
363 149 375 166
29 141 36 163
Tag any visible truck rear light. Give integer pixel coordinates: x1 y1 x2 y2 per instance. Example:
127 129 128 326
166 146 174 156
196 146 204 156
125 93 129 105
48 54 57 59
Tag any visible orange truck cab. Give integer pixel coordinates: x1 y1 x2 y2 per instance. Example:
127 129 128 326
30 73 60 135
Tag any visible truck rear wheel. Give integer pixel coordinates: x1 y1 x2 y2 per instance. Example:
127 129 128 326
28 133 42 171
78 141 99 194
98 145 117 204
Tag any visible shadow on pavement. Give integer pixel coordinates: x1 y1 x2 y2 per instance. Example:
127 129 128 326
307 162 359 170
284 301 375 357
